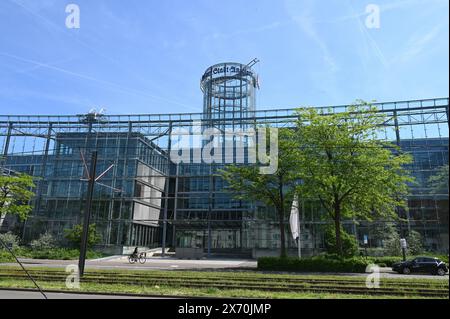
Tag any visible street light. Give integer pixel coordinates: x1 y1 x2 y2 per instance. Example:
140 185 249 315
400 238 407 261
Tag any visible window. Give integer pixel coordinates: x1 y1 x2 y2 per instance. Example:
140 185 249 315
423 257 435 262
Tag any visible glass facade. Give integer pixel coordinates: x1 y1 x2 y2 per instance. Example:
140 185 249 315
1 128 168 252
0 66 448 256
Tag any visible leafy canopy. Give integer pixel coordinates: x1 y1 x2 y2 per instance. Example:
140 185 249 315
428 164 449 195
324 225 359 257
293 102 414 222
64 223 101 248
220 128 298 213
220 128 298 257
0 174 35 221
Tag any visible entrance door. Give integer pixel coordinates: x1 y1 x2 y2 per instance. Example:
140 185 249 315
209 229 240 249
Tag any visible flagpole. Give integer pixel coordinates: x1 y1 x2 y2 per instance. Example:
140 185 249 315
297 197 301 259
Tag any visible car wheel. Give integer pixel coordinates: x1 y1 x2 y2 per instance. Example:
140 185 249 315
437 268 446 276
402 267 411 275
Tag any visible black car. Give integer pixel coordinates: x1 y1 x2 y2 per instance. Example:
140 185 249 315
392 257 448 276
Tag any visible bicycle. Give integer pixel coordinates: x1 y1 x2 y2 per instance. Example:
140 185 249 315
128 252 147 264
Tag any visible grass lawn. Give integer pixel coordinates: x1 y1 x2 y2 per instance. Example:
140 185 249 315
0 266 447 299
1 265 448 282
0 278 442 299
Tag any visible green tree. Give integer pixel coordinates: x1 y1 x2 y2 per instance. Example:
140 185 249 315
0 174 35 221
220 129 298 258
64 223 101 248
371 222 399 247
383 227 402 256
428 164 449 195
406 230 423 255
323 225 358 257
293 102 413 257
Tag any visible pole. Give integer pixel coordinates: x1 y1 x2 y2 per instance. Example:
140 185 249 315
207 165 213 258
161 122 172 257
400 238 407 262
364 235 368 256
297 199 302 259
78 150 97 276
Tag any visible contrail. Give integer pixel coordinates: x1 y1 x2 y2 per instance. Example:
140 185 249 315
6 0 201 111
0 51 199 111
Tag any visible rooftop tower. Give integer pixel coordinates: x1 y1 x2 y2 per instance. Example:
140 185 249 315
200 60 259 128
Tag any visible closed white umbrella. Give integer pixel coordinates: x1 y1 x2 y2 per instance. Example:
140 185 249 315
289 194 301 258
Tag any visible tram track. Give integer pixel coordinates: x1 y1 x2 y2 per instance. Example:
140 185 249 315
0 269 447 298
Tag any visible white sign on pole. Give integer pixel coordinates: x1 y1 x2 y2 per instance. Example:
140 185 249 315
400 238 407 249
363 235 368 245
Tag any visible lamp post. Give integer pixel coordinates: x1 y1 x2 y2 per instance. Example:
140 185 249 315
400 238 407 262
78 151 97 276
363 234 368 257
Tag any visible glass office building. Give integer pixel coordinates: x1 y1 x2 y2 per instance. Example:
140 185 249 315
1 127 168 253
0 63 448 255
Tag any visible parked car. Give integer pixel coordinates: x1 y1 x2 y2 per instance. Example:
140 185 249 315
392 257 448 276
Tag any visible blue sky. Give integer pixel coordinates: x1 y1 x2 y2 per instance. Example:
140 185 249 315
0 0 448 115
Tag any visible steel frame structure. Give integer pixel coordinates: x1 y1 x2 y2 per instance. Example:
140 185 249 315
0 97 449 254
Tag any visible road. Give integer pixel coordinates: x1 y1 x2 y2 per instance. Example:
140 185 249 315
1 256 257 271
0 289 163 299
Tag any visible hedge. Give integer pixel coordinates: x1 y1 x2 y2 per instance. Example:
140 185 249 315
257 256 371 273
23 248 104 260
368 256 403 267
368 255 449 267
0 248 105 262
257 255 449 273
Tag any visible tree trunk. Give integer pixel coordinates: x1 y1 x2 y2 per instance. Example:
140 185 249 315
278 207 287 258
334 200 343 256
278 174 287 258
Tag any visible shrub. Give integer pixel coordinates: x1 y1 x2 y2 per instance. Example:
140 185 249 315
382 229 424 256
383 231 401 256
0 232 20 250
360 247 385 257
30 248 79 260
64 223 101 248
0 250 15 262
369 256 403 267
370 222 399 248
367 255 449 267
257 255 442 272
324 226 358 257
30 232 56 251
257 256 371 273
16 247 105 260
